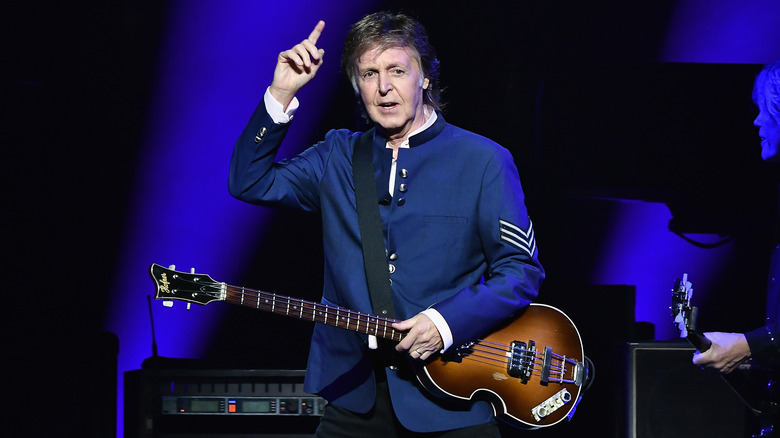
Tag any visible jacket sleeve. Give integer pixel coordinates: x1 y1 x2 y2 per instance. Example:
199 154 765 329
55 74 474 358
744 324 780 367
433 145 545 349
744 246 780 367
228 99 328 212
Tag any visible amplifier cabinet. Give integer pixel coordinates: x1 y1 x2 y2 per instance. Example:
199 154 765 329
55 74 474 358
625 342 748 438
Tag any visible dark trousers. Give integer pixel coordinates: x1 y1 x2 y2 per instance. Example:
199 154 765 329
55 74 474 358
313 371 501 438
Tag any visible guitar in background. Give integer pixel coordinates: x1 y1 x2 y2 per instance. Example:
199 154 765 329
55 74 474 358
671 273 779 436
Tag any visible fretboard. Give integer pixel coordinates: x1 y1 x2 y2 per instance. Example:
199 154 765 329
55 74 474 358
222 284 404 342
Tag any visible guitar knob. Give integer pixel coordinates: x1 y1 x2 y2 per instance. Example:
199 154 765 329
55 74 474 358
163 300 173 308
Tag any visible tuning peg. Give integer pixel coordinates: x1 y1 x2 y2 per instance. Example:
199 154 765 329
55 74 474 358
169 264 176 270
187 268 195 310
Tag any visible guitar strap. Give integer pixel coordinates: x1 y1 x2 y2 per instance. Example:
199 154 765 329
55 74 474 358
352 129 395 318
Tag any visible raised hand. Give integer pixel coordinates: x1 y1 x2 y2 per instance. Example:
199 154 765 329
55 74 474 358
269 20 326 110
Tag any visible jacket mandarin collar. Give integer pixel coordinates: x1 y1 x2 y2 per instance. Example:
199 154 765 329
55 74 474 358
370 111 447 150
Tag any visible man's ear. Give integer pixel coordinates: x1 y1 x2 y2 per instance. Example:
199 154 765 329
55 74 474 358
422 77 430 90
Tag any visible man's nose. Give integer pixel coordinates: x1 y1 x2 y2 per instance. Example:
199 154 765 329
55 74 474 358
378 73 393 94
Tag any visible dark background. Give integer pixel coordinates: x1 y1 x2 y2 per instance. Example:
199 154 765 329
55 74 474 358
5 1 779 437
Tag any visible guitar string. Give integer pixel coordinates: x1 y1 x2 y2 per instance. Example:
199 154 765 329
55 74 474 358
476 339 575 376
469 342 571 374
221 285 406 341
198 282 572 377
463 344 572 383
225 284 568 366
183 280 574 382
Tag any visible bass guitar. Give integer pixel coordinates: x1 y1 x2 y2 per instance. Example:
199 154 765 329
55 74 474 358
149 263 590 429
671 273 778 436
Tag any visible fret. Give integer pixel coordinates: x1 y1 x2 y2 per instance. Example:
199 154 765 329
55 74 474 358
163 279 409 342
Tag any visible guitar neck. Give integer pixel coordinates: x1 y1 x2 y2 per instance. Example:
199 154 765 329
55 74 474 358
687 330 712 352
222 284 405 342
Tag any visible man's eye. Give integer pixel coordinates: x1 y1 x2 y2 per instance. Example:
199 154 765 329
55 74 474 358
362 71 375 78
392 69 404 75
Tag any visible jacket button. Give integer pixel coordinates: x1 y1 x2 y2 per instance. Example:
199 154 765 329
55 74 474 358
397 198 406 206
399 183 408 193
388 264 396 274
399 168 408 178
389 253 398 261
254 127 267 144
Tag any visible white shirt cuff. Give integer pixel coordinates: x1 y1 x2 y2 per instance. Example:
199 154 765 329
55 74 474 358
422 308 454 352
263 87 299 124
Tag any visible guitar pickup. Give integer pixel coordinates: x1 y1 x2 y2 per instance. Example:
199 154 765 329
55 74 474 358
508 340 535 383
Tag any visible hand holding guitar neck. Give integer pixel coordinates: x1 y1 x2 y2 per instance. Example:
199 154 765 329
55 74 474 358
671 272 777 433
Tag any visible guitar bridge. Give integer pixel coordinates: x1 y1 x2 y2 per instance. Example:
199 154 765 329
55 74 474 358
508 340 535 383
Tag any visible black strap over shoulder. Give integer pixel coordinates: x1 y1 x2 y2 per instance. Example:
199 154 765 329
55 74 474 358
352 129 395 318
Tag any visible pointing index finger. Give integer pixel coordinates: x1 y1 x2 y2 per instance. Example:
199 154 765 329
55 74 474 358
308 20 325 45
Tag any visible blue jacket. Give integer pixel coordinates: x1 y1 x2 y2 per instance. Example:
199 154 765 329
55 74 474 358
745 244 780 366
229 101 545 432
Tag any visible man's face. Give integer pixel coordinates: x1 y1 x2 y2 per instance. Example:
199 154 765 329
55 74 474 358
754 97 780 163
355 46 430 141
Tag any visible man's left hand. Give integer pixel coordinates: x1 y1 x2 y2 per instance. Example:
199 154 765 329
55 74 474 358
393 313 443 361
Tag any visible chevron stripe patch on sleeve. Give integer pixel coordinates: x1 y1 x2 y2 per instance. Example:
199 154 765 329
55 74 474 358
499 218 537 257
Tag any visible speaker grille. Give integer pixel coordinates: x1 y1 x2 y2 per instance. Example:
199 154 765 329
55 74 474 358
627 342 747 438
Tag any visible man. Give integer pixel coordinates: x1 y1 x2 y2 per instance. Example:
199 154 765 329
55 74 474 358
692 60 780 374
229 12 544 437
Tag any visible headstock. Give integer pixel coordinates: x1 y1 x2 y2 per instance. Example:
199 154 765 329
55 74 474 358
671 273 694 338
149 263 225 306
670 273 712 352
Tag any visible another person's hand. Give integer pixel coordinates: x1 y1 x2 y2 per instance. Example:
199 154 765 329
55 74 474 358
692 332 751 374
393 313 444 361
269 20 326 110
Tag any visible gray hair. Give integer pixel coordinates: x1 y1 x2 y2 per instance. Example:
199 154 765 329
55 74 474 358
753 60 780 123
341 11 442 112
